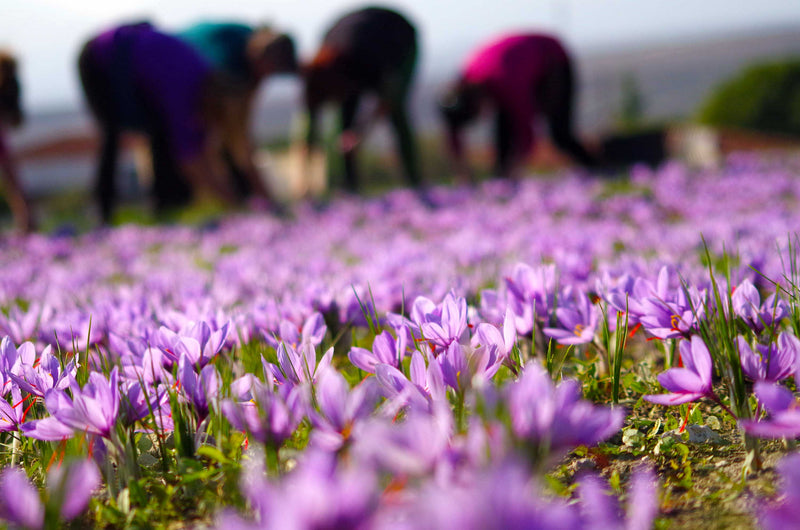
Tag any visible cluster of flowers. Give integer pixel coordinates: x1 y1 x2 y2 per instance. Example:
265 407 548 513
0 155 799 526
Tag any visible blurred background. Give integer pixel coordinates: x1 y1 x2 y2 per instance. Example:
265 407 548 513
3 0 800 204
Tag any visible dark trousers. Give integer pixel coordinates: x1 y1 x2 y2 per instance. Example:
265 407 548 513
78 41 191 223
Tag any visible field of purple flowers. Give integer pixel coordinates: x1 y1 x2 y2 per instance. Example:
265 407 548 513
2 154 800 528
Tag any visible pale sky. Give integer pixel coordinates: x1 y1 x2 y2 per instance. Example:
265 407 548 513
2 0 800 109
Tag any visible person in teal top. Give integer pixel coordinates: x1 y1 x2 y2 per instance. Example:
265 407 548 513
176 22 298 200
177 22 254 85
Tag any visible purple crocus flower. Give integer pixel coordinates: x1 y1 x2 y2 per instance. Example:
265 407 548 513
412 292 469 351
380 459 580 530
504 263 558 335
217 450 379 530
220 378 305 448
543 288 601 345
738 334 795 383
576 466 659 530
507 363 624 457
0 302 51 344
0 460 100 529
349 330 406 374
156 320 230 368
760 452 800 529
309 367 380 451
739 382 800 438
7 344 77 399
439 341 506 392
350 406 453 476
374 363 435 413
638 284 705 340
644 336 714 405
0 466 43 529
262 312 327 349
269 343 333 386
732 278 788 334
22 367 120 440
0 388 25 433
177 355 220 423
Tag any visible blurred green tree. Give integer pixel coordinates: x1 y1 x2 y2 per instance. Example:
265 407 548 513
698 59 800 136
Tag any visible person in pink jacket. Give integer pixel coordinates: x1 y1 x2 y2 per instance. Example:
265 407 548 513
440 34 596 183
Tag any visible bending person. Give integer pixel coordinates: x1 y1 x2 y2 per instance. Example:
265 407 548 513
177 22 297 200
0 52 33 232
304 6 421 193
440 34 596 184
78 22 240 223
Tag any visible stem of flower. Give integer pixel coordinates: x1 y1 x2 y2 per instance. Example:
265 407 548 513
708 391 738 420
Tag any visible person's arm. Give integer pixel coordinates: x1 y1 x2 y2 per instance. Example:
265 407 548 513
446 122 473 186
179 149 238 206
221 91 273 201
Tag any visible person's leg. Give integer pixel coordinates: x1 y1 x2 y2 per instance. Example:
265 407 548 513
95 127 120 223
384 44 421 188
541 62 596 168
340 93 361 192
150 129 191 212
494 110 514 178
78 44 119 223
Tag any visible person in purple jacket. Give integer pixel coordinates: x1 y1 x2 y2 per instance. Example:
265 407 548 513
78 22 248 223
440 34 596 183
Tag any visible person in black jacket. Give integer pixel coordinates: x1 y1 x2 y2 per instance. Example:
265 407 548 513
303 7 422 193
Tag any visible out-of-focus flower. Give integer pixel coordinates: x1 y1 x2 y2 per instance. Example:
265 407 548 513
507 363 624 458
504 263 558 335
644 336 714 405
268 342 333 387
576 466 659 530
740 382 800 438
0 460 100 529
732 279 788 334
262 312 327 349
221 378 305 448
738 334 795 383
309 367 380 451
217 450 378 530
177 355 219 423
760 452 800 529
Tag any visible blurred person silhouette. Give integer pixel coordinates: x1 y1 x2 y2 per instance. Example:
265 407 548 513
439 34 596 184
176 22 297 200
303 6 422 194
78 22 256 223
0 51 34 232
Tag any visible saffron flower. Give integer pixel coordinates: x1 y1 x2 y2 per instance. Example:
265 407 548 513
348 330 406 374
644 336 714 405
507 363 624 457
732 278 788 334
737 334 796 383
0 460 100 529
22 368 120 441
542 288 600 345
739 382 800 439
759 452 800 529
576 466 659 530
